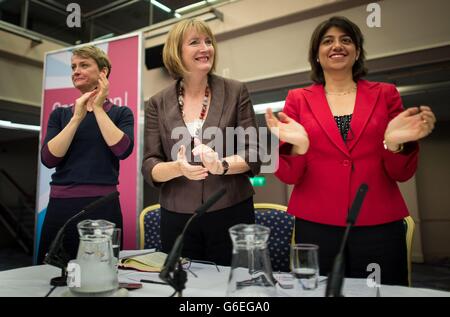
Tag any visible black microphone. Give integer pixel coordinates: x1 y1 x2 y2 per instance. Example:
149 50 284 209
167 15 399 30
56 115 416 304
325 184 368 297
44 191 120 286
159 187 226 296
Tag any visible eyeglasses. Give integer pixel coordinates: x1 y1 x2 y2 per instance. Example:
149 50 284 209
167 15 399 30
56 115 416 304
182 258 220 278
118 258 220 284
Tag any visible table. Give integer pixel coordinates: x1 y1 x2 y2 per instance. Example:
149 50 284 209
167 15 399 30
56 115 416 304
0 262 449 297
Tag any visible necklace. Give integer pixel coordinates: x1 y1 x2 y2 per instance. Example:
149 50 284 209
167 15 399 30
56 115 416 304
177 80 210 138
325 85 357 96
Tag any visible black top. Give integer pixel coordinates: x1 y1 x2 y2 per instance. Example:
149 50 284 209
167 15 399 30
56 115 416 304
334 114 352 142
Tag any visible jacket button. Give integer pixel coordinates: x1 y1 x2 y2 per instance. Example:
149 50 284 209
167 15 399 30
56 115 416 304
342 160 351 166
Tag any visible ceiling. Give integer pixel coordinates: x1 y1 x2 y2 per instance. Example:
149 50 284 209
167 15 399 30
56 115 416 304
0 0 225 44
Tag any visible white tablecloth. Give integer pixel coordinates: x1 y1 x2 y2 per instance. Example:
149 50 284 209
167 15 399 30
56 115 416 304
0 262 449 297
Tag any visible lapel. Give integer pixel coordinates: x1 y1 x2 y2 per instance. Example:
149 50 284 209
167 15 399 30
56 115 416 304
347 80 380 151
304 84 350 156
162 79 185 132
201 74 225 140
161 74 226 145
303 80 380 156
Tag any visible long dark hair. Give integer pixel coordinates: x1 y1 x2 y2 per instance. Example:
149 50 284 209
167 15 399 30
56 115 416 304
308 16 367 84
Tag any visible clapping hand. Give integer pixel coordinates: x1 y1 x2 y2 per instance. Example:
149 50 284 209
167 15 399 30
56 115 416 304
177 144 209 180
265 108 310 154
384 106 436 147
73 90 98 121
90 73 109 112
192 138 223 175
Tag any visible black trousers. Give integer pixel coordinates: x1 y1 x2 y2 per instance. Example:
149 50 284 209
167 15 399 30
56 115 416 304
295 218 408 286
160 197 255 266
37 196 123 264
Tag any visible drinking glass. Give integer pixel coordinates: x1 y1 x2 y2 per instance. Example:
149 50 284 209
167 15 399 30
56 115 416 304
290 243 319 290
111 228 121 259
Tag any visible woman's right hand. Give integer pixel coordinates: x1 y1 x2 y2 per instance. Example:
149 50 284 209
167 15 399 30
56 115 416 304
73 90 98 122
177 145 209 180
265 108 310 154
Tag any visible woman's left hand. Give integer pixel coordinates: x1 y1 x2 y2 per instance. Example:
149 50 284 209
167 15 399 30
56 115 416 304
384 105 436 147
192 138 223 175
90 73 109 111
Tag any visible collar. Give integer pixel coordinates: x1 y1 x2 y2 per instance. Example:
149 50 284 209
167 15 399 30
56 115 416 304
302 79 381 156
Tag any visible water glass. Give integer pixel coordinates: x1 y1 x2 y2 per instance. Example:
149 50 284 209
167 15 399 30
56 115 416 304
111 228 121 259
290 243 319 290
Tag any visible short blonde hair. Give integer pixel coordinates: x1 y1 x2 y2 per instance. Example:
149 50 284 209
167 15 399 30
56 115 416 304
72 45 112 78
163 19 217 79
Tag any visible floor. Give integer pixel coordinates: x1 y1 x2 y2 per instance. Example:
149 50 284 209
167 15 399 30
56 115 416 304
410 262 450 291
1 247 449 292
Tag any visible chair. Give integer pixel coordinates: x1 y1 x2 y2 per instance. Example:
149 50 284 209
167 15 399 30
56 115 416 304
403 216 415 287
254 203 295 272
139 204 162 250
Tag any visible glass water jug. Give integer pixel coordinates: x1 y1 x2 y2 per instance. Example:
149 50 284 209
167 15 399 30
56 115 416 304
67 219 118 295
226 224 277 297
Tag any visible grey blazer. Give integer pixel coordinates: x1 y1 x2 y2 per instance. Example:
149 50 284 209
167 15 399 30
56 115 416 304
142 74 261 213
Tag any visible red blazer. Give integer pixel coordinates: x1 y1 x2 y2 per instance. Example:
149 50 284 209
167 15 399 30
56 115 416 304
275 80 419 226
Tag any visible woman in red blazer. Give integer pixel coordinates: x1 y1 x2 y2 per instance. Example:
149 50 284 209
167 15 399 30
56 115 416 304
266 16 436 285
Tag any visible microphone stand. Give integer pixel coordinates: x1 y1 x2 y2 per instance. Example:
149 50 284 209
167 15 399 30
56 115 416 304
158 218 195 297
46 227 71 286
44 192 120 286
325 184 368 297
324 226 350 297
159 188 227 297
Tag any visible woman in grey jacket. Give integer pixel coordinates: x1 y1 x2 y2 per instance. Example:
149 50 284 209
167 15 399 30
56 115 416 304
142 19 260 265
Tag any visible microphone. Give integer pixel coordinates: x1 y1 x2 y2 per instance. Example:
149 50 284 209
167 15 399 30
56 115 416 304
44 191 120 286
159 187 227 296
325 184 368 297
